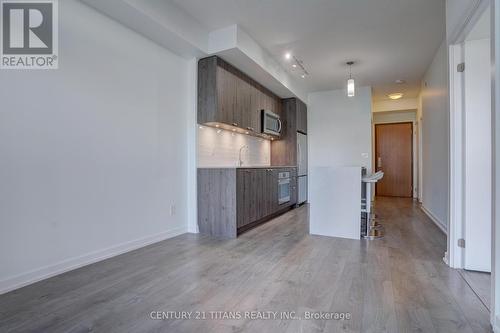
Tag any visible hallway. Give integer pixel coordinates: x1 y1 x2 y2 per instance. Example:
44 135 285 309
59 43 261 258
0 198 492 332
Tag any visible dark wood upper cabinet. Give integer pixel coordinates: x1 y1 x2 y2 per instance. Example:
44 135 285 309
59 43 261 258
217 61 238 126
296 98 307 134
198 56 281 134
271 98 307 166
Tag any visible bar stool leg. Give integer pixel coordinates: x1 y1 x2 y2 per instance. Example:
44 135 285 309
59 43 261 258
363 182 385 240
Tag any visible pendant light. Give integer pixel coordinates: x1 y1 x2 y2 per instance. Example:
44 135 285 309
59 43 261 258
347 61 355 97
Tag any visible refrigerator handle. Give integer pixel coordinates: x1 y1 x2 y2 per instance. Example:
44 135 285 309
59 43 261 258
297 141 301 168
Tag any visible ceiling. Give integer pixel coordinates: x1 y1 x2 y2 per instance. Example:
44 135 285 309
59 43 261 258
172 0 446 101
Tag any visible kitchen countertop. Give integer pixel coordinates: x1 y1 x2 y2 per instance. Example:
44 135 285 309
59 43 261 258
198 166 297 169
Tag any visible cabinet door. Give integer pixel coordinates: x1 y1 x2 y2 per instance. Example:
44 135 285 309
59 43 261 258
265 94 275 114
236 78 252 130
296 99 307 134
236 170 250 228
255 169 268 220
267 169 278 214
249 85 262 133
216 66 238 126
238 169 268 227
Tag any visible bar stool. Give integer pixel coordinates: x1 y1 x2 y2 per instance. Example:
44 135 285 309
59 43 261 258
361 171 384 240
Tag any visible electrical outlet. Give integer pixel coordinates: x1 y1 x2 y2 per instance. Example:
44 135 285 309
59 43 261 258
170 205 176 216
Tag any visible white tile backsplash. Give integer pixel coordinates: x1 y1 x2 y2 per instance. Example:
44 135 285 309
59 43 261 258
197 126 271 167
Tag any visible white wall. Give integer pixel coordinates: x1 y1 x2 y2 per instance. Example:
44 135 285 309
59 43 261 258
197 127 271 167
493 1 500 327
372 110 416 123
446 0 489 43
463 37 492 272
420 41 449 232
372 98 419 113
308 87 373 173
307 87 372 240
0 0 191 293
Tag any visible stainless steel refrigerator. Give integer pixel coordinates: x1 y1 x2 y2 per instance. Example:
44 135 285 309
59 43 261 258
297 132 307 204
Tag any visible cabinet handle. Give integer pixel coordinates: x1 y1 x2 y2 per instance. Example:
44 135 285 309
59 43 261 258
247 127 255 132
232 123 238 127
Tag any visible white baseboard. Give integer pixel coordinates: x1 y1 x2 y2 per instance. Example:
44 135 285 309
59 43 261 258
420 205 447 235
0 226 187 295
442 251 449 265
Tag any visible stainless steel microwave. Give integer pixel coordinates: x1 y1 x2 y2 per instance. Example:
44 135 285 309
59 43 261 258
261 110 282 136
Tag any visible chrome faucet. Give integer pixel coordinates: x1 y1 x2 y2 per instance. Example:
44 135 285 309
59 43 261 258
238 145 249 167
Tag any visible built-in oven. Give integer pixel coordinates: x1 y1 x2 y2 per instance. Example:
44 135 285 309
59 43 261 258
261 110 282 137
278 171 291 205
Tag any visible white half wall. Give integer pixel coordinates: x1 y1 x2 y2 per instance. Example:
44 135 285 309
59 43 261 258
421 41 449 232
0 0 191 293
309 167 362 240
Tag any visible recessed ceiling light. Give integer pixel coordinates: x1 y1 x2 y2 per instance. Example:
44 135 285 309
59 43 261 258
199 125 203 129
301 74 306 78
395 79 406 84
285 52 292 60
388 93 404 100
292 64 297 68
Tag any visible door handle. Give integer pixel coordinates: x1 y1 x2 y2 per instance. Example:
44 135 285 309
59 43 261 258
377 157 382 168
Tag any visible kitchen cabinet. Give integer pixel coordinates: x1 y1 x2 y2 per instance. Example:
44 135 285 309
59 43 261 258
198 56 281 134
198 167 297 238
271 98 307 166
236 168 276 229
216 61 238 126
236 168 268 228
296 98 308 134
265 169 278 216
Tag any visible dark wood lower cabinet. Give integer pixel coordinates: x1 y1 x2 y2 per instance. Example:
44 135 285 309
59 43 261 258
198 167 297 238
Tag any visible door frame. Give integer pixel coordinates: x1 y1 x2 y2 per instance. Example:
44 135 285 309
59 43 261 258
448 1 491 270
448 0 495 328
374 121 414 197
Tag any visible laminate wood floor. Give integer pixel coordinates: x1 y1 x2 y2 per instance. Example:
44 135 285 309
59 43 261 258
0 197 492 332
458 269 491 311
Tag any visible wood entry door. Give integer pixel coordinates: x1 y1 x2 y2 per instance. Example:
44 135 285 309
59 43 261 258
375 122 413 197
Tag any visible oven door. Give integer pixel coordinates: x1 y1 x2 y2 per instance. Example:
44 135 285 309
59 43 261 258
262 110 282 136
278 178 291 205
